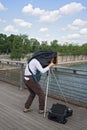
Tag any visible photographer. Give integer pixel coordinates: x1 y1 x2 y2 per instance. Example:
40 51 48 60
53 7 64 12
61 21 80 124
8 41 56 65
23 58 54 114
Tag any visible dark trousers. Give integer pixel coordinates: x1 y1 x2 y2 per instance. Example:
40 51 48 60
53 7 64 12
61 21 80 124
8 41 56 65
24 76 45 110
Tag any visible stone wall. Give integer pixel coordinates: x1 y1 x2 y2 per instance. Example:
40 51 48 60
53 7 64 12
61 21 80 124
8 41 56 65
58 55 87 63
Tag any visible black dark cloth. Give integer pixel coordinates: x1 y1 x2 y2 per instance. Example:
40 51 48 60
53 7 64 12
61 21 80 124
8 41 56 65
28 50 57 67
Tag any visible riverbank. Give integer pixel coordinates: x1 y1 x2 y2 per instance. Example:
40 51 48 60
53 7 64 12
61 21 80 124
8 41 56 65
0 54 87 63
58 55 87 63
58 59 87 66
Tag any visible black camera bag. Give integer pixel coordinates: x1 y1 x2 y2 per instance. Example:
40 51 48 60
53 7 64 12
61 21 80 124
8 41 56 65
48 103 73 124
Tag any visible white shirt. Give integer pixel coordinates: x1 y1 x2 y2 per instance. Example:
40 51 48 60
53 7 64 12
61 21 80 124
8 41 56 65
24 58 49 80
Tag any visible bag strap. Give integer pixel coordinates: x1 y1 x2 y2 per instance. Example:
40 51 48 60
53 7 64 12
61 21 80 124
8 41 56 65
28 64 34 76
28 64 41 83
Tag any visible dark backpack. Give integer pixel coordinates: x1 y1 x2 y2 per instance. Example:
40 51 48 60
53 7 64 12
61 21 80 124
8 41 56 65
48 103 73 124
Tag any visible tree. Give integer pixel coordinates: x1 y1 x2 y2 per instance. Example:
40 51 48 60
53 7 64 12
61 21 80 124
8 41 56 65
0 33 87 59
50 40 59 51
10 35 23 60
30 38 40 52
40 41 50 50
0 33 7 53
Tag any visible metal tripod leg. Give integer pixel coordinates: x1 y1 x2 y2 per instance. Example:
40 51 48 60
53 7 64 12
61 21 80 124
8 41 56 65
44 69 50 118
51 69 68 105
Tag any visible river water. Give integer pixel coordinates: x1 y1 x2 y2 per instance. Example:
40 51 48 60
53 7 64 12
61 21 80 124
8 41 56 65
70 63 87 70
51 63 87 103
41 63 87 104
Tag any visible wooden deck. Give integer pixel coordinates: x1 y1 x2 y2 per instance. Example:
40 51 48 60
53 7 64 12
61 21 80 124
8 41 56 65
0 81 87 130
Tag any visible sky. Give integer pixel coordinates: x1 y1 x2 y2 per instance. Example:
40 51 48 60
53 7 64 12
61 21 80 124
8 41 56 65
0 0 87 45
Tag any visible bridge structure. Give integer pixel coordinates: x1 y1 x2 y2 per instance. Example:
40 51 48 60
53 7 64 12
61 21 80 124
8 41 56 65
0 59 87 106
0 59 87 129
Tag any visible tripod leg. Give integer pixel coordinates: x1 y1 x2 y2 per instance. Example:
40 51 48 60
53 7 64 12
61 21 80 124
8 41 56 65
44 69 50 118
51 69 68 105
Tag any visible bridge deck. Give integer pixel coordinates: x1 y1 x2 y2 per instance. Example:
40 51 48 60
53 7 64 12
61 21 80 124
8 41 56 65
0 81 87 130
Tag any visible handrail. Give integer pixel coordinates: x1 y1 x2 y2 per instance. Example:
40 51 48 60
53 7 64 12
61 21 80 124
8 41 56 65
54 65 87 72
0 59 87 71
0 59 87 107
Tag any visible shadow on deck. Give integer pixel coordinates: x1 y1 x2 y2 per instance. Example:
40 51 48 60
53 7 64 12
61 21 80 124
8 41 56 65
0 81 87 130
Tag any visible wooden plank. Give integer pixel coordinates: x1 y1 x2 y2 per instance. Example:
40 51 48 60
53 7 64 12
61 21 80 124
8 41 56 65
0 81 87 130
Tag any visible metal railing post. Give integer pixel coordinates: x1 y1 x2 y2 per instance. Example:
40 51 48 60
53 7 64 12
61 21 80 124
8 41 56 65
19 63 24 90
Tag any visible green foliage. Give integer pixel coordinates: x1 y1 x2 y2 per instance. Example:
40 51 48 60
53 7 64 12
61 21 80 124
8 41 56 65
0 33 87 60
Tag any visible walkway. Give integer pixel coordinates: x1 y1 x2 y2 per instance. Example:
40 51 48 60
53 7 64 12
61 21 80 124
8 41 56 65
0 81 87 130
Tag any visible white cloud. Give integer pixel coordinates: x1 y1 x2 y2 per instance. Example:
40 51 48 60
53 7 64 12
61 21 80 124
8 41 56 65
22 4 45 15
62 24 79 31
67 33 80 39
39 10 61 23
22 2 85 23
4 25 18 33
80 28 87 35
60 27 87 44
46 34 50 37
59 2 85 15
61 33 80 42
39 27 48 32
0 2 7 11
62 19 87 31
67 25 79 30
13 18 32 28
72 19 87 26
22 4 60 22
36 34 51 44
60 34 80 44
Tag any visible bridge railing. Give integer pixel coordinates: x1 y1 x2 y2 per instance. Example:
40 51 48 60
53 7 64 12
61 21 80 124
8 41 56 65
0 59 26 89
0 59 87 107
41 66 87 107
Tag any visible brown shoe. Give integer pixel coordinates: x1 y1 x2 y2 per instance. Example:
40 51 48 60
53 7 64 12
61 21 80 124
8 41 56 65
39 110 44 114
23 108 32 113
